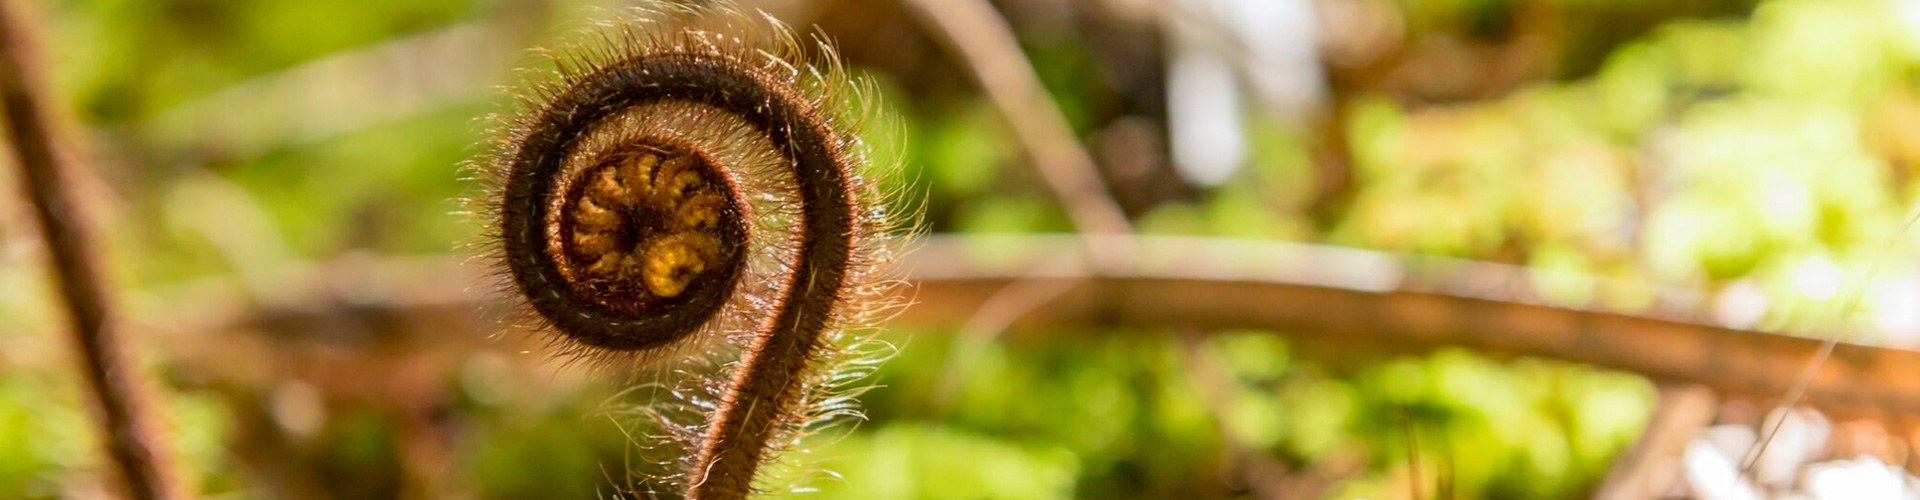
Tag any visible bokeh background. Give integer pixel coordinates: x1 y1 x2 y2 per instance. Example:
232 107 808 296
7 0 1920 498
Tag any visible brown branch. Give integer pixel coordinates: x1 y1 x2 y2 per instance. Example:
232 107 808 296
898 235 1920 419
0 1 179 499
121 235 1920 419
897 0 1134 243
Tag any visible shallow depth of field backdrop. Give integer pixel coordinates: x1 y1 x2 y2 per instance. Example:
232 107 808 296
6 0 1920 498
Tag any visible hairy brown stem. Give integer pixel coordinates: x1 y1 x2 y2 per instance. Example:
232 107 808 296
637 56 857 500
0 1 178 499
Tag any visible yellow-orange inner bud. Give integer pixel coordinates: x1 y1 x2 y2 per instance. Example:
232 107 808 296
554 143 736 311
643 233 721 297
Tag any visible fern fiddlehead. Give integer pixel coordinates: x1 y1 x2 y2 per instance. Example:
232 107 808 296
477 5 899 498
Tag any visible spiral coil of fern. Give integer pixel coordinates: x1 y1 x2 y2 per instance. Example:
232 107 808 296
478 5 897 499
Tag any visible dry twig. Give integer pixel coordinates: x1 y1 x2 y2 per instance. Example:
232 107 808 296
897 0 1133 242
0 1 179 498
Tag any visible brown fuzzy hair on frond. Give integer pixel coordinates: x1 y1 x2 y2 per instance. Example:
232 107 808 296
464 3 911 498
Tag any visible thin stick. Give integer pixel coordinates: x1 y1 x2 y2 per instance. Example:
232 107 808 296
0 2 178 499
1740 211 1920 476
897 0 1134 247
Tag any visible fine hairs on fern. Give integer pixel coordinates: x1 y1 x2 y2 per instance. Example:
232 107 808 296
472 4 904 498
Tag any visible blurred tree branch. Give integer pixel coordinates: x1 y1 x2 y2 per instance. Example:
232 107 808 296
897 0 1133 243
105 235 1920 421
0 0 181 497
